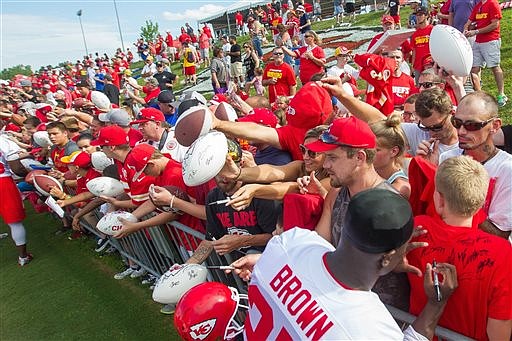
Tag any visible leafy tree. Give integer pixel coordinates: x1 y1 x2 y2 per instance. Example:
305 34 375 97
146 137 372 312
0 64 33 80
140 20 159 42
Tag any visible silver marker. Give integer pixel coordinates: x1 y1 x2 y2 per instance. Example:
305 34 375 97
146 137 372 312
206 265 235 270
208 197 231 205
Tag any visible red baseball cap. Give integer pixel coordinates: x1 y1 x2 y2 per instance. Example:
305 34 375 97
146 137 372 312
60 151 91 168
381 15 395 24
91 126 129 146
209 93 228 105
238 108 278 128
130 107 165 125
287 82 333 129
125 144 155 179
306 116 376 152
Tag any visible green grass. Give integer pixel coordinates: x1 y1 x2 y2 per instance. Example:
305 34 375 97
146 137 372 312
0 206 180 340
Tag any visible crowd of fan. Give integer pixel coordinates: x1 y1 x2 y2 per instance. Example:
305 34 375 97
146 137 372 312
0 0 511 338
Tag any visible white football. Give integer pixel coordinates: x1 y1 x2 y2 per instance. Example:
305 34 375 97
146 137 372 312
429 24 473 77
96 211 137 236
33 174 63 196
152 264 208 304
90 91 111 110
91 152 114 171
86 176 124 197
214 102 238 122
182 131 228 186
33 131 52 148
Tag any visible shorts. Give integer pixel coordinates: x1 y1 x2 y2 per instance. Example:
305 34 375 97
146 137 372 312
230 62 243 78
392 15 400 24
334 5 344 15
346 2 355 13
0 176 26 224
184 65 196 75
200 48 209 59
472 39 501 68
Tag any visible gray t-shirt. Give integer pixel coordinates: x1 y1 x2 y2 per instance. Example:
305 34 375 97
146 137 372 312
401 122 460 159
210 58 228 84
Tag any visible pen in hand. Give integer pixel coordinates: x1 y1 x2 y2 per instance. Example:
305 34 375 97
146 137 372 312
433 260 442 302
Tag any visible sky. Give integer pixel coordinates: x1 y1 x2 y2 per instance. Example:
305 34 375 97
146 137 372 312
1 0 242 71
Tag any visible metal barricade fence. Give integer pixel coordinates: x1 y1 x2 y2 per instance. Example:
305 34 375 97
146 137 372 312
76 208 472 341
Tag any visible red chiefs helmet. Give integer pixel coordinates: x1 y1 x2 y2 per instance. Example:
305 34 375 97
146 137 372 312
174 282 248 341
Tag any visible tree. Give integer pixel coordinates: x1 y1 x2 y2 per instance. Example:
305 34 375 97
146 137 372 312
140 20 159 42
0 64 33 80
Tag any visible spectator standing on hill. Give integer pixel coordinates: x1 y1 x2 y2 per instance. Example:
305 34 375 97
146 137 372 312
262 47 297 104
388 0 401 27
181 42 197 85
410 7 433 83
345 0 357 22
296 5 311 43
103 74 120 106
227 36 243 86
333 0 345 25
198 28 210 67
141 55 157 81
242 42 260 87
448 0 476 33
153 62 177 92
235 11 244 35
93 67 105 92
464 0 507 106
211 47 229 94
388 49 417 109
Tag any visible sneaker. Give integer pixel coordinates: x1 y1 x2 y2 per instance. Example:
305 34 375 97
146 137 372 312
94 238 110 253
130 267 146 278
497 94 508 107
160 304 176 315
105 245 117 254
141 274 157 285
0 232 8 239
114 267 135 280
18 253 33 266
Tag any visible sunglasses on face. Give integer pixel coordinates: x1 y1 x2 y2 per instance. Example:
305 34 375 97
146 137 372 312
418 81 440 89
305 35 313 38
299 144 318 158
451 116 494 131
273 52 284 56
417 114 449 132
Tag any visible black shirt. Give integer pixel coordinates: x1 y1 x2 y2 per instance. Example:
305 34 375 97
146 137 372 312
230 44 242 63
103 83 120 106
154 71 177 91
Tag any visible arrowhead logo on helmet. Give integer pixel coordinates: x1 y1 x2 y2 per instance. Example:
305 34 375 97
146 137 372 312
189 319 217 340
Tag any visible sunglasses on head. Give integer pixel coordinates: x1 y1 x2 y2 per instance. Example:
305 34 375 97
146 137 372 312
451 116 494 131
319 131 349 147
299 144 318 158
418 82 440 89
417 114 449 132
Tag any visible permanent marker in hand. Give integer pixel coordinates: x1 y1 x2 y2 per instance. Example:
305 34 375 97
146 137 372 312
433 260 442 302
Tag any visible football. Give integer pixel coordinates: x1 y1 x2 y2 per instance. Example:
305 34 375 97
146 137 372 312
91 151 114 171
90 91 111 111
429 24 473 77
174 105 213 147
72 98 86 109
86 176 125 197
214 102 238 122
25 170 47 185
182 131 228 187
96 211 137 236
149 185 190 214
33 174 63 196
33 131 52 148
152 264 208 304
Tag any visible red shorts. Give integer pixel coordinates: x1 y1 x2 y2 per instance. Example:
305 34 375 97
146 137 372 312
184 66 196 75
392 15 400 24
0 177 26 224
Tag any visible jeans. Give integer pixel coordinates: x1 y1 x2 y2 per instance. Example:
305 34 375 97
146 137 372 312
252 37 263 58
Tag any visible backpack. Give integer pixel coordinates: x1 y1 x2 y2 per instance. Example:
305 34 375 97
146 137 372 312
186 49 196 63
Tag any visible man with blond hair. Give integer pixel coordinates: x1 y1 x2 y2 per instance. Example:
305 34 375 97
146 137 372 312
407 156 512 340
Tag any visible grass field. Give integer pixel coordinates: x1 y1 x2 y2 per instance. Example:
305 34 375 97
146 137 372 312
0 207 180 340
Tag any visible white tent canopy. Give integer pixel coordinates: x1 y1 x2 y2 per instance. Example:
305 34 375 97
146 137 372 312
198 0 269 23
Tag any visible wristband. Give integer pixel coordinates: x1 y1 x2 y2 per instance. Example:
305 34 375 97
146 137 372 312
475 29 479 35
235 167 242 181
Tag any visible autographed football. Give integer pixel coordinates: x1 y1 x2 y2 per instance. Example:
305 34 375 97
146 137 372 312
96 211 137 236
174 105 213 147
152 264 208 304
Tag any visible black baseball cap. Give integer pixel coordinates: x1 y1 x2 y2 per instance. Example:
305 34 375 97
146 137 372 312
158 90 175 104
343 188 413 253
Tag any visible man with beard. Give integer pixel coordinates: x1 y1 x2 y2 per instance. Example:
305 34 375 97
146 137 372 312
438 91 512 239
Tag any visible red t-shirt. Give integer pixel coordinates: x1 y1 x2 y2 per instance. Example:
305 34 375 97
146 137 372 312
127 128 143 147
391 73 418 107
76 168 101 196
142 86 161 104
408 215 512 341
296 45 326 85
236 12 243 25
286 17 300 37
178 33 191 43
469 0 502 43
116 158 154 206
411 25 433 71
203 26 212 38
270 16 283 35
276 125 308 161
262 62 297 104
165 33 173 47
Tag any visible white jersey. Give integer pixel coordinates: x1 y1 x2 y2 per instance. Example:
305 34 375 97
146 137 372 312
440 148 512 231
0 134 21 178
245 228 424 340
